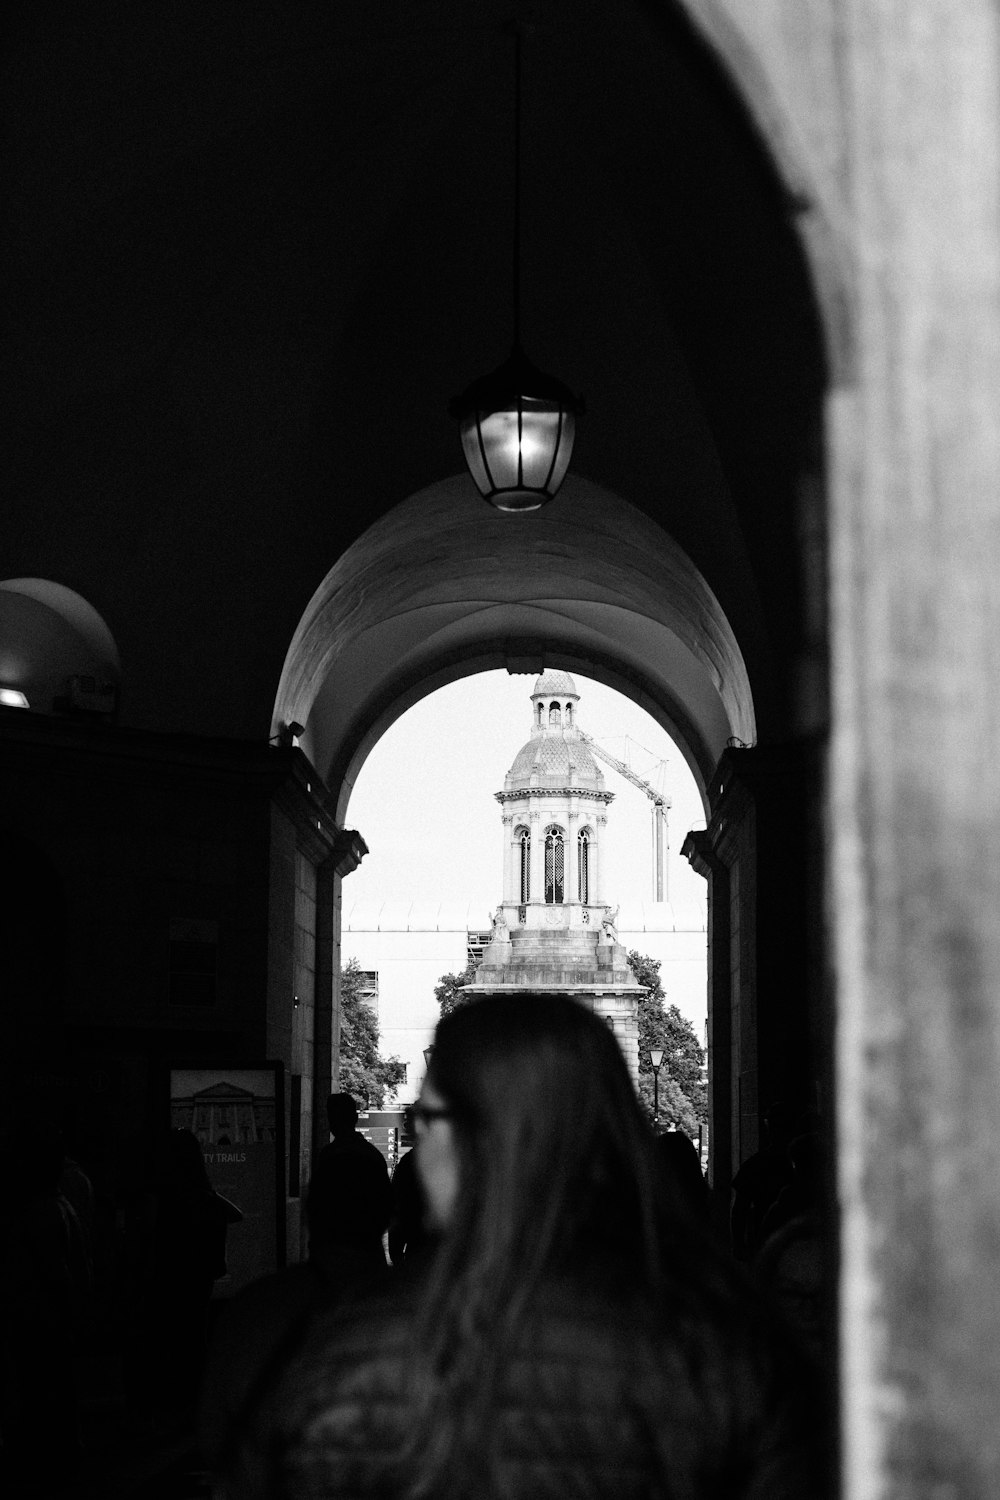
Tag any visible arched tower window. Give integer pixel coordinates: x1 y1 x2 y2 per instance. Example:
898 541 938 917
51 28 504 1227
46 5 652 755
536 702 544 726
578 827 591 904
549 703 561 725
565 702 573 726
517 827 530 903
545 826 565 904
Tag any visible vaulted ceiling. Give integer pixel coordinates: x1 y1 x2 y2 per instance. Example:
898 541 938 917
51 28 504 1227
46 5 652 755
4 1 827 752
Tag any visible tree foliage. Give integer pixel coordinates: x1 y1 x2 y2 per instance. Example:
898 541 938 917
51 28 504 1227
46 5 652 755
434 960 479 1018
628 949 707 1135
338 958 407 1108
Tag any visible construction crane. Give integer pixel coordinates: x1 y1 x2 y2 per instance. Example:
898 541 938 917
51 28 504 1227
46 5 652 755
579 731 671 901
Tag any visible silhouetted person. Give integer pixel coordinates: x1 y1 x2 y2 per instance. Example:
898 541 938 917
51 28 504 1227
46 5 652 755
755 1214 827 1368
387 1120 428 1265
754 1118 829 1367
134 1129 242 1423
731 1100 796 1261
655 1128 710 1221
759 1116 824 1244
306 1094 391 1278
223 996 823 1499
202 1100 391 1473
0 1123 93 1490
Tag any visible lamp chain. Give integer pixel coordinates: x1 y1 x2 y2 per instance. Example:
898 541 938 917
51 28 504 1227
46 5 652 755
512 20 522 352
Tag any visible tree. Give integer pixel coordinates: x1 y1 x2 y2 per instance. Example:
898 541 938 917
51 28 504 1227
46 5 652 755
338 958 407 1108
434 960 479 1018
628 949 707 1135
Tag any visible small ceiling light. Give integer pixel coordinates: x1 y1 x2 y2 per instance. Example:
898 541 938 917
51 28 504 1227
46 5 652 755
450 22 582 512
0 688 29 709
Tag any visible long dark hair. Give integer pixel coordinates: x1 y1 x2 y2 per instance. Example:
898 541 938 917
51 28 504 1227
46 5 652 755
400 993 733 1495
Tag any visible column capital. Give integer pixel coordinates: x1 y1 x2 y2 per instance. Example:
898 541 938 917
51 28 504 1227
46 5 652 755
330 829 368 879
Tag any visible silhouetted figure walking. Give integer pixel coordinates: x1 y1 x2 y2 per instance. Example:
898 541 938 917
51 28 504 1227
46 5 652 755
306 1094 391 1279
655 1128 710 1221
134 1129 242 1423
730 1100 796 1261
200 1099 392 1475
755 1119 829 1367
387 1131 428 1266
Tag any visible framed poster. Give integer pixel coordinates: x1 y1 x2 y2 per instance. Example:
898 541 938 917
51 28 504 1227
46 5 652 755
169 1062 285 1294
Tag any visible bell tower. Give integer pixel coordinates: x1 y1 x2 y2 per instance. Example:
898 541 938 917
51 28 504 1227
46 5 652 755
495 671 609 927
464 672 643 1080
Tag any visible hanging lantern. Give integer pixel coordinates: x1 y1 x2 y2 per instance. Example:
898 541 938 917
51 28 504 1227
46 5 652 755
450 22 582 512
450 345 582 512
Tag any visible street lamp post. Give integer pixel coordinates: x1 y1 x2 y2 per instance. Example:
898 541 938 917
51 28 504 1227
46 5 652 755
650 1047 664 1128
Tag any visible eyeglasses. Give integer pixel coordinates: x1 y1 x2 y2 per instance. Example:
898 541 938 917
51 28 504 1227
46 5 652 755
412 1101 455 1132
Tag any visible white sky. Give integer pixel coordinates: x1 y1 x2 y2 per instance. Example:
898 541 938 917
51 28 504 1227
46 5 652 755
342 670 709 914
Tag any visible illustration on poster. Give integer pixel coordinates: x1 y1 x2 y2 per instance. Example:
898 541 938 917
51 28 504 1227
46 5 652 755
169 1066 281 1293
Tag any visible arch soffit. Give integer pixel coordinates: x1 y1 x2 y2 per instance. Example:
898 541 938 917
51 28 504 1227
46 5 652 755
677 0 855 383
0 578 122 714
0 578 121 676
273 476 754 818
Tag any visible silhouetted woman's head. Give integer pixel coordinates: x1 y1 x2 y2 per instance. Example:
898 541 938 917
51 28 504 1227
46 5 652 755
395 994 718 1496
416 993 678 1291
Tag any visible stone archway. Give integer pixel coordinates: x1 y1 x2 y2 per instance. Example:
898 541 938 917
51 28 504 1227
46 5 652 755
274 473 756 819
273 472 756 1231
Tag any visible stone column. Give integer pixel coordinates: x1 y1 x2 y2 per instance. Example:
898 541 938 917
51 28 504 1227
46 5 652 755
594 813 607 903
316 829 368 1161
826 7 1000 1494
566 810 578 906
529 809 544 904
501 813 515 902
682 829 732 1222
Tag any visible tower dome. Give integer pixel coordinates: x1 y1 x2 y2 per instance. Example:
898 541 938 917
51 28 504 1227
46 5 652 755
531 669 579 699
504 673 607 793
506 732 602 787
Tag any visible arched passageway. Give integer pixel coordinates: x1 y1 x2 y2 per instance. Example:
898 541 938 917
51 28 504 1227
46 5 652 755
9 0 1000 1489
273 464 826 1216
274 474 756 814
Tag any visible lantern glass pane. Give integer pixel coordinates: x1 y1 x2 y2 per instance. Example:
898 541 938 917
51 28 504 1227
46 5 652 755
476 407 527 492
517 403 564 489
459 416 492 495
477 401 574 495
546 409 575 494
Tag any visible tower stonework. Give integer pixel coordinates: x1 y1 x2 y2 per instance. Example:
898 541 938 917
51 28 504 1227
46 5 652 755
463 671 643 1081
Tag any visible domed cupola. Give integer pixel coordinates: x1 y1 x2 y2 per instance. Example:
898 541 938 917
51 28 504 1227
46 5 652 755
505 670 606 794
493 673 615 920
530 669 579 731
468 671 643 1085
